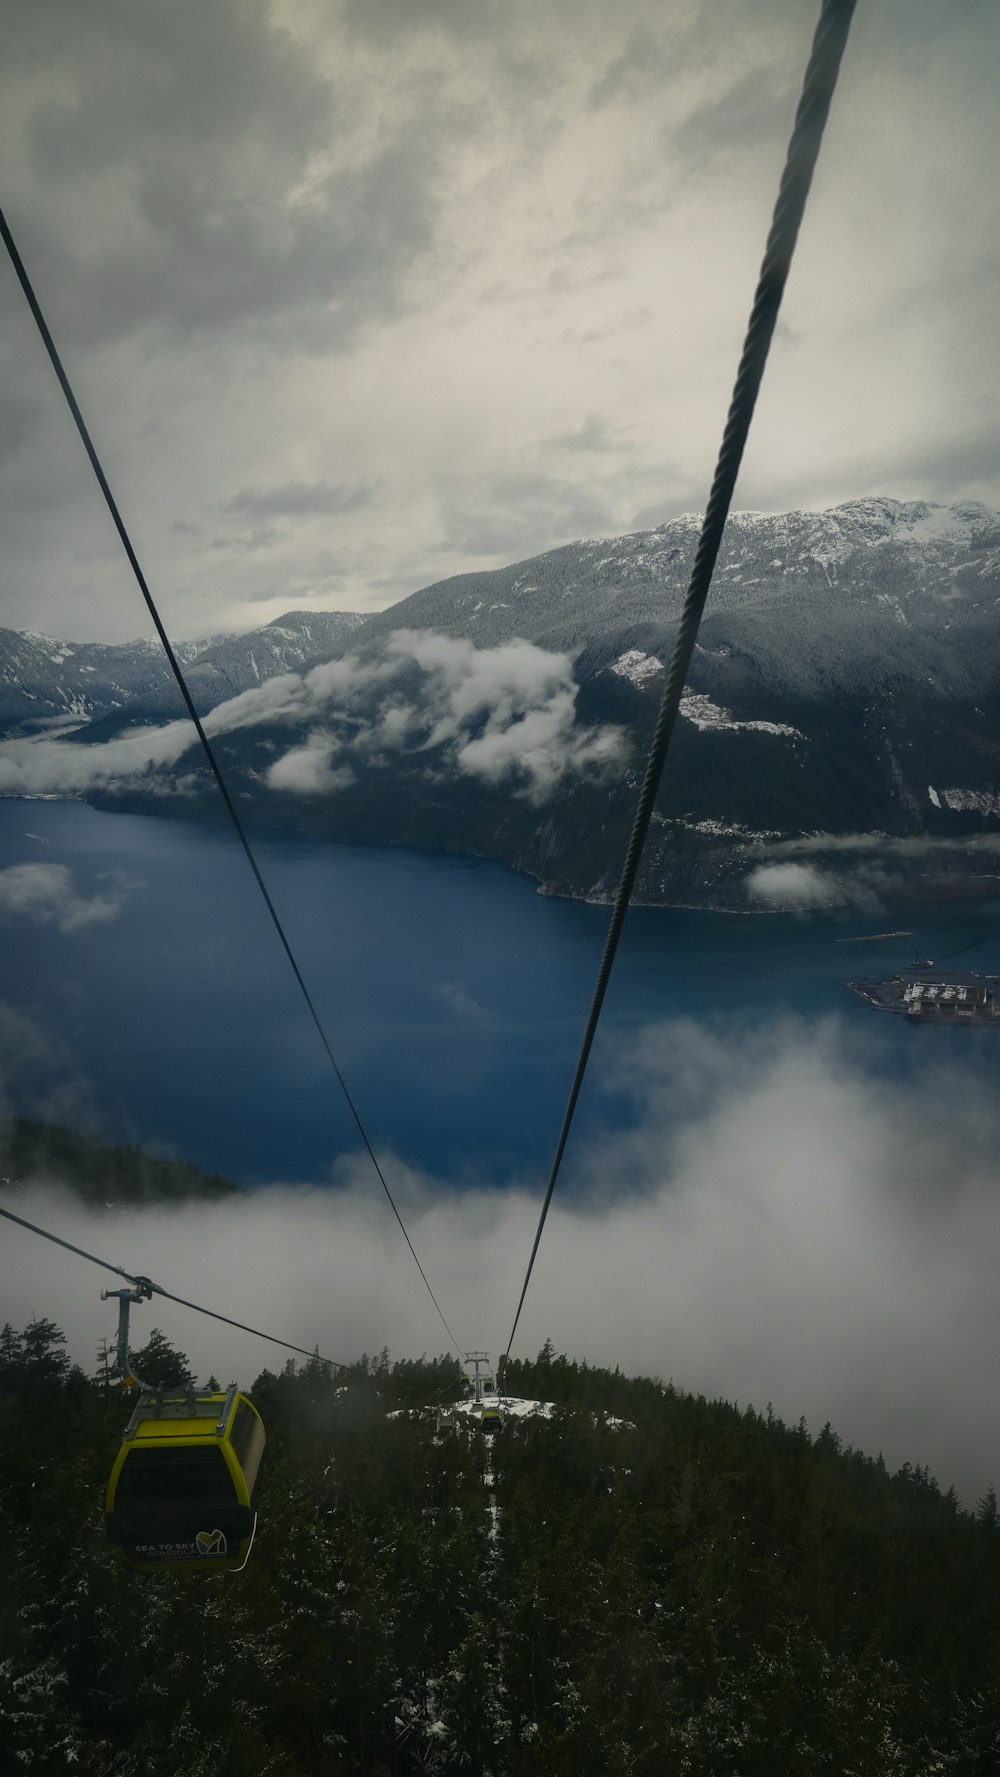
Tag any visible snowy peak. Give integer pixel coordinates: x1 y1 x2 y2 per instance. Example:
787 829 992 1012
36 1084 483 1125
0 609 367 738
352 497 1000 658
185 609 368 697
0 625 226 736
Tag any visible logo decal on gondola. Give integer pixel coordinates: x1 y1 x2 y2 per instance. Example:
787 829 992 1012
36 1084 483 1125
195 1528 228 1556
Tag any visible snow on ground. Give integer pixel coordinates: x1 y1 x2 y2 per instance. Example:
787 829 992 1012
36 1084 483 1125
939 788 1000 816
609 649 663 688
679 692 803 739
609 657 803 742
686 817 782 840
392 1394 635 1429
453 1394 555 1423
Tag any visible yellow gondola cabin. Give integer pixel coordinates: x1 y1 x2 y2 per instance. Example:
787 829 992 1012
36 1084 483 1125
105 1383 265 1573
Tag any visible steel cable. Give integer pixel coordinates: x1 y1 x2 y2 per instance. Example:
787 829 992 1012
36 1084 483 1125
0 1201 346 1369
503 0 858 1364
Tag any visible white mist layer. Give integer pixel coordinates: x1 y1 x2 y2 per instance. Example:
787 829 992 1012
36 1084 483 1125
2 1017 998 1504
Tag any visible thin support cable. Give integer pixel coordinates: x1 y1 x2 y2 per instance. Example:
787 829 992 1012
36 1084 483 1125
0 1201 345 1369
503 0 857 1364
0 205 463 1362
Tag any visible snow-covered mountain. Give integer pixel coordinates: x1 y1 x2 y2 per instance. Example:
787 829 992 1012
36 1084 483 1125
181 610 368 704
3 501 998 908
0 610 367 738
0 626 234 735
345 497 1000 670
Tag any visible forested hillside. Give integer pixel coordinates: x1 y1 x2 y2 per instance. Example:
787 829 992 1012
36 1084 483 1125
0 1118 238 1205
2 1321 999 1774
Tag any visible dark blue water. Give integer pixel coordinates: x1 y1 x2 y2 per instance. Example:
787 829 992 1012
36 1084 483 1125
2 798 998 1186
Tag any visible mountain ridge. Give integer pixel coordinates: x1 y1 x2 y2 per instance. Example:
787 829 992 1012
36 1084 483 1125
3 499 999 909
0 607 367 738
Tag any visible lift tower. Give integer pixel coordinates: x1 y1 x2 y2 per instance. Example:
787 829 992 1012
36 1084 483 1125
463 1353 495 1403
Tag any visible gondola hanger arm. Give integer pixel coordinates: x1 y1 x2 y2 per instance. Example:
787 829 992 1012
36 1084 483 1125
100 1281 153 1390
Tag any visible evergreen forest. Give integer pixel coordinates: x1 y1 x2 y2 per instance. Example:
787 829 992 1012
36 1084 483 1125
2 1315 1000 1775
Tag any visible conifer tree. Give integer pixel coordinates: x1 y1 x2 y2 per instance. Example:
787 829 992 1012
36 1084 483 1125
128 1326 193 1389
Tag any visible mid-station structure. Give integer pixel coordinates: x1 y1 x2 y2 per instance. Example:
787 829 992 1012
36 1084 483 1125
434 1354 505 1434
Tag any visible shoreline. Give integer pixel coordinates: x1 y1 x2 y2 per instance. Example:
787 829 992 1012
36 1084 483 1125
4 789 1000 918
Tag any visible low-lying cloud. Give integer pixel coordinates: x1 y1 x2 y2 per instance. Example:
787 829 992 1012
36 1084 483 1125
0 862 137 932
0 723 198 798
379 630 626 801
264 732 356 796
3 1018 999 1506
746 861 842 908
0 631 626 808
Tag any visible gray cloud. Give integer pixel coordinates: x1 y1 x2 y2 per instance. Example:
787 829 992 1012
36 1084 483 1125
745 861 843 910
0 631 626 806
53 136 440 350
3 1018 1000 1502
432 981 489 1021
380 630 626 801
5 2 440 354
546 414 623 455
773 833 1000 860
0 1001 101 1132
588 24 679 111
0 863 136 933
3 0 999 642
672 65 796 169
0 724 198 798
223 480 378 520
743 836 1000 912
257 630 628 804
265 732 356 795
0 383 41 463
18 0 330 175
342 0 499 40
440 476 616 560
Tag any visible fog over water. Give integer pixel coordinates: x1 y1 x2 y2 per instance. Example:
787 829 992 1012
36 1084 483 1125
2 797 1000 1504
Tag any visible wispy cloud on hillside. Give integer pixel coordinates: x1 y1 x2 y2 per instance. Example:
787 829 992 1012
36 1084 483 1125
379 630 625 802
0 632 626 807
3 1018 999 1505
0 724 198 798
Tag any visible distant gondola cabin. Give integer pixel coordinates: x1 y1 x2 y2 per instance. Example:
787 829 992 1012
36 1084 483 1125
481 1405 503 1432
105 1385 265 1573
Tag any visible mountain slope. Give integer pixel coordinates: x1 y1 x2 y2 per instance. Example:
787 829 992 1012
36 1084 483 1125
0 1117 238 1205
5 501 1000 907
3 1322 1000 1772
342 496 1000 677
0 610 367 740
0 626 234 736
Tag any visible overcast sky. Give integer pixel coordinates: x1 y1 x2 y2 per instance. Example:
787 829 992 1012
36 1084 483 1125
1 0 998 642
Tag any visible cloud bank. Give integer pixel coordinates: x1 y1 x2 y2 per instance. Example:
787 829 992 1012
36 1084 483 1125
0 723 198 798
0 631 626 807
3 1017 999 1506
